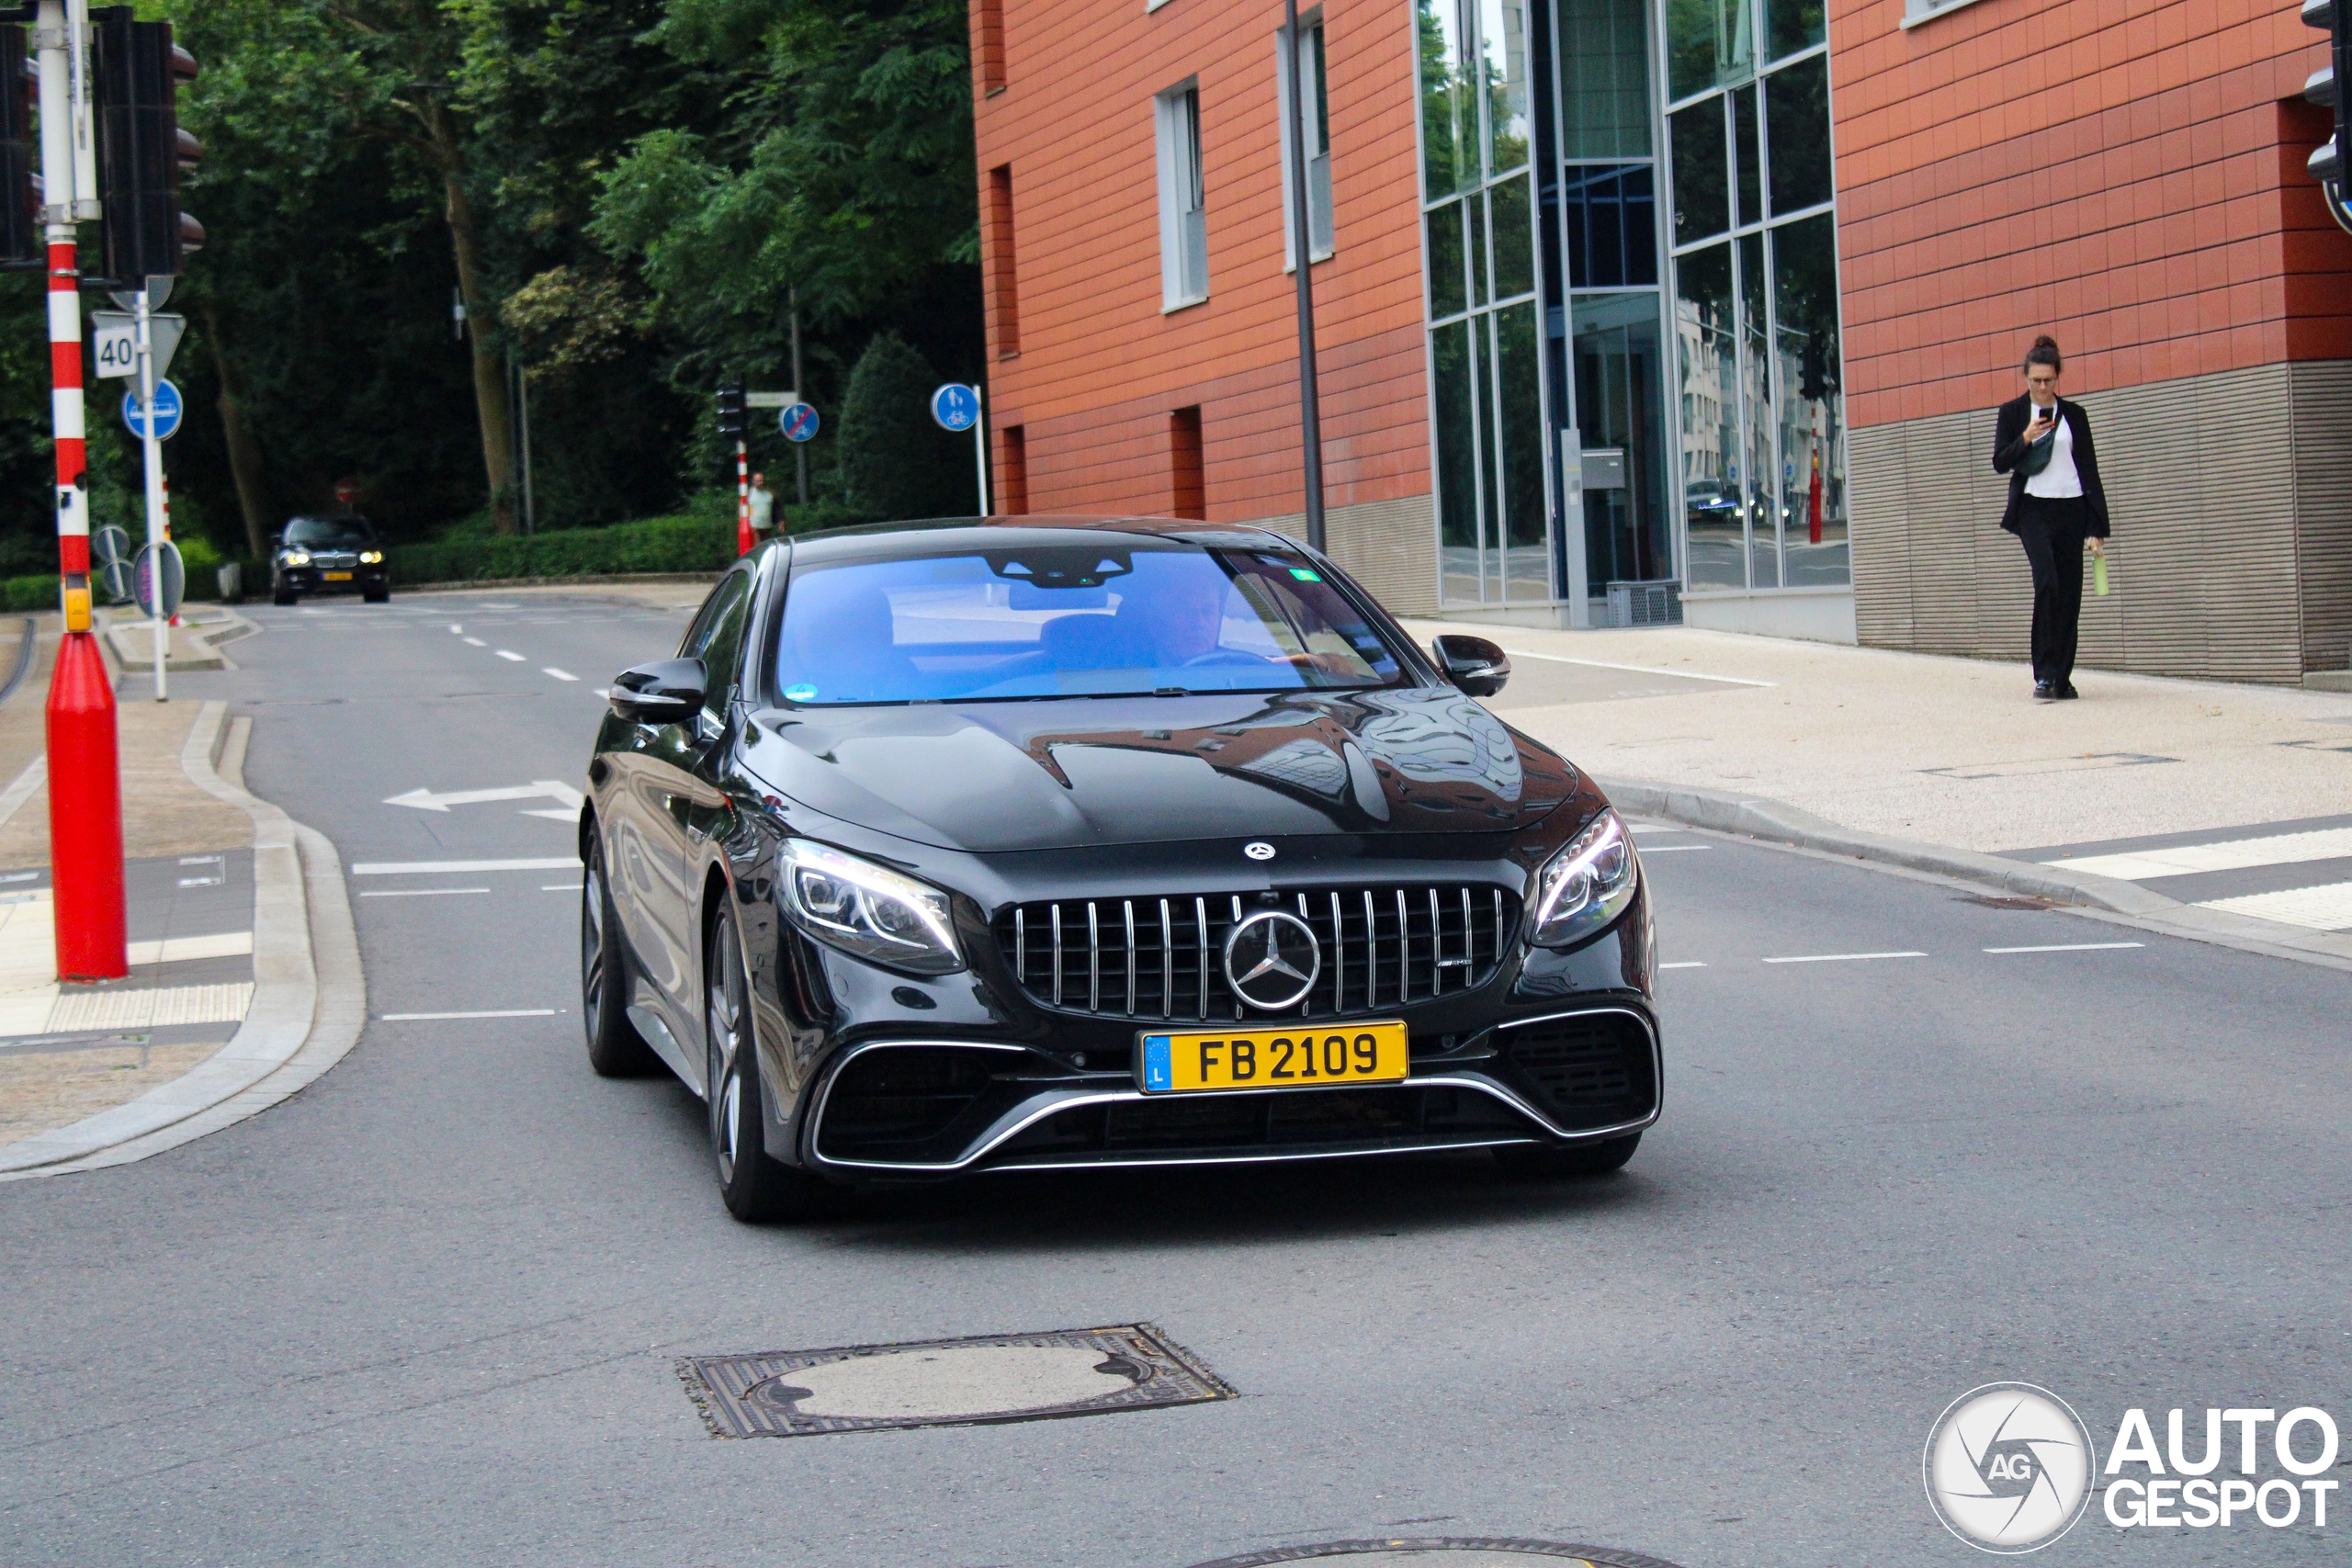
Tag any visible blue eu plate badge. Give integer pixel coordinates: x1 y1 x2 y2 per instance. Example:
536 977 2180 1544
1140 1035 1173 1092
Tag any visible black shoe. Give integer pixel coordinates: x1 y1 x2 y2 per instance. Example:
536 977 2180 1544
2055 682 2079 699
2032 680 2056 700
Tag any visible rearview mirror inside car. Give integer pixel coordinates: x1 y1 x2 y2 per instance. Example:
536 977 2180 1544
1430 634 1510 697
608 658 706 726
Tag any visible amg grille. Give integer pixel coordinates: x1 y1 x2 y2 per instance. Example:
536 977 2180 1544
993 886 1516 1021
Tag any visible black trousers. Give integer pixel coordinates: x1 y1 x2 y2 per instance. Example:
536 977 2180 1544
2018 495 2089 685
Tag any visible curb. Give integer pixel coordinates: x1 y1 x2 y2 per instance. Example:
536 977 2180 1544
1600 774 2352 976
388 570 722 593
0 700 367 1179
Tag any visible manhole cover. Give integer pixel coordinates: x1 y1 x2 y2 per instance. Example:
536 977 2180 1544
680 1322 1233 1438
1184 1541 1686 1568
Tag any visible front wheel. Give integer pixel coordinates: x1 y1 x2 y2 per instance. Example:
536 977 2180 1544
363 584 390 604
272 580 296 607
706 905 840 1223
581 835 660 1077
1493 1133 1640 1179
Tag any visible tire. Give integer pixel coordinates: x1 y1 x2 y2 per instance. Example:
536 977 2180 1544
363 585 390 604
1493 1133 1641 1179
581 835 660 1077
706 904 839 1223
272 581 296 607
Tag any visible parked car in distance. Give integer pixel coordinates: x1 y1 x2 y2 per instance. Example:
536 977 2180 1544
272 513 390 605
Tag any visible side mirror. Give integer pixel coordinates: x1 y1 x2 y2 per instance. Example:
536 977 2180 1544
1430 634 1510 697
609 658 707 725
270 532 284 549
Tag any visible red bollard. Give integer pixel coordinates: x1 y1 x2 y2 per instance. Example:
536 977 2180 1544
47 631 126 982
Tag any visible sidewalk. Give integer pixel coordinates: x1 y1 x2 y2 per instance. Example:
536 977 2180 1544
1403 616 2352 963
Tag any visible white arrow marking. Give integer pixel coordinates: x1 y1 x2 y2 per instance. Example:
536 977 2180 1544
382 780 587 814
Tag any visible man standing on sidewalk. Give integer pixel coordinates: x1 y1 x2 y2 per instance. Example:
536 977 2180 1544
748 473 776 540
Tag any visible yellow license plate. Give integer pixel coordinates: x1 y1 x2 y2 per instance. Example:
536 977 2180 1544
1137 1021 1408 1093
322 570 353 581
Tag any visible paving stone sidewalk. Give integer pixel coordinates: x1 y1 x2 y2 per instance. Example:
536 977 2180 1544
0 617 257 1151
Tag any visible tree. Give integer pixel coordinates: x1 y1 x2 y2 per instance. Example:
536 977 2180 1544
838 332 970 521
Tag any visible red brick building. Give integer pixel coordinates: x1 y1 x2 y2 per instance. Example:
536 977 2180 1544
970 0 2352 681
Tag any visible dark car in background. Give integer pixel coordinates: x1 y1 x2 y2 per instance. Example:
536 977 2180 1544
578 517 1661 1220
272 513 390 605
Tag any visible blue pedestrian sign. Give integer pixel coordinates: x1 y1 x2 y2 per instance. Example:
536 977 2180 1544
930 382 980 433
122 378 182 442
779 401 820 443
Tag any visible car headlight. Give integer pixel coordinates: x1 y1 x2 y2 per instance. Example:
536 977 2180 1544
359 549 383 564
283 551 311 567
779 839 964 976
1526 808 1639 949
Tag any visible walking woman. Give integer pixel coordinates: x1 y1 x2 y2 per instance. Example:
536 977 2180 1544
1994 335 2109 700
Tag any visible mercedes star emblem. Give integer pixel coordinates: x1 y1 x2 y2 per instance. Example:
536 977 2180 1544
1243 841 1276 861
1222 910 1322 1011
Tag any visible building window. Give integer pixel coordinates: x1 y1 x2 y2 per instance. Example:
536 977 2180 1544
1280 13 1334 266
1418 0 1549 606
986 164 1020 355
1000 424 1028 514
1170 406 1205 518
1663 0 1845 592
1155 83 1209 309
976 0 1005 94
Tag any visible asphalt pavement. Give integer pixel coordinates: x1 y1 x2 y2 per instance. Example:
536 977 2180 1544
1 590 2346 1567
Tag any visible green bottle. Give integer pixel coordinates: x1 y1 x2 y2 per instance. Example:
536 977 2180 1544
2092 554 2110 597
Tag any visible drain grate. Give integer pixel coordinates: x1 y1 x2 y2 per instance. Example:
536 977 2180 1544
679 1322 1234 1438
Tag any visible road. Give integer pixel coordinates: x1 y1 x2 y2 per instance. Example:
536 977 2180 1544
2 590 2346 1567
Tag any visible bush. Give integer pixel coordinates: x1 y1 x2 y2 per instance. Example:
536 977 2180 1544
0 575 53 613
390 512 737 586
837 332 974 522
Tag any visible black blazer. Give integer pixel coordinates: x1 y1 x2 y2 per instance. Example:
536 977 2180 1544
1993 394 2109 536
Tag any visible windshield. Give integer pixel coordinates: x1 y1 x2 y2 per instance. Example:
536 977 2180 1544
774 543 1405 705
285 518 377 547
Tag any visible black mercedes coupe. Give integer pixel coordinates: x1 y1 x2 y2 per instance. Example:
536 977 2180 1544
579 518 1659 1220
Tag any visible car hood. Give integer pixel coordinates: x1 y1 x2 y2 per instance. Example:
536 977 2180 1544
741 690 1577 852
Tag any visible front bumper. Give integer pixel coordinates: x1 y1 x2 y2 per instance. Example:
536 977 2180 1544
277 564 387 594
797 1003 1659 1176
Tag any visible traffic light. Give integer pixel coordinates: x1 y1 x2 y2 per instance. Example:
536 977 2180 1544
2307 0 2350 201
715 379 748 440
0 26 35 270
92 7 202 284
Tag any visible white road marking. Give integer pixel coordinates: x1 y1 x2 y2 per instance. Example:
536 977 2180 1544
359 887 491 898
517 808 577 820
383 781 583 813
1761 951 1927 964
379 1009 559 1021
0 871 34 884
1658 961 1707 969
352 857 579 875
592 688 608 699
542 884 583 892
542 667 578 682
462 637 485 647
128 931 254 964
2196 883 2352 931
495 649 526 662
2043 826 2352 881
1983 942 2145 953
448 624 463 634
1497 648 1777 687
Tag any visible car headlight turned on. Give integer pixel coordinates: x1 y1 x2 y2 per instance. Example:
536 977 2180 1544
779 839 965 976
1527 807 1639 948
283 551 311 567
359 550 383 564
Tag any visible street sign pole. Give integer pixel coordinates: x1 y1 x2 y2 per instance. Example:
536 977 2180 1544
36 0 127 982
137 288 166 701
736 438 752 557
1283 0 1327 553
974 386 990 518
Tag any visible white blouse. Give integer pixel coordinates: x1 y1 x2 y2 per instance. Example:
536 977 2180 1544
2024 404 2083 499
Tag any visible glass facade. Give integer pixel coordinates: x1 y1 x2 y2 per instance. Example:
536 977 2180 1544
1416 0 1849 612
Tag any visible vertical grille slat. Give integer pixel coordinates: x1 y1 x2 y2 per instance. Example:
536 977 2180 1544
998 883 1518 1021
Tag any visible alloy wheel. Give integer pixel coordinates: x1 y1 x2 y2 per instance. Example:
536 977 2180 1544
707 917 746 1186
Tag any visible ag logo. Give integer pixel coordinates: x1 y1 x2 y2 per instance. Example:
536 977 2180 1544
1242 841 1276 862
1924 1382 2096 1553
1221 910 1320 1010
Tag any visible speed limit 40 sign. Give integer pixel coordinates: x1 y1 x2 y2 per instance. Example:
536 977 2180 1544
88 311 187 381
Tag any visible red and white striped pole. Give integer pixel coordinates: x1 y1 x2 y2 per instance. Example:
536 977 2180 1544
735 438 752 557
38 0 126 982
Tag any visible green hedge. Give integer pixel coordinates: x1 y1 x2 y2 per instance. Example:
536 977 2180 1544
390 513 739 585
0 575 53 613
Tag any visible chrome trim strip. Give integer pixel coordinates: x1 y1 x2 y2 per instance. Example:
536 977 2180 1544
1363 888 1377 1006
1013 908 1026 984
1123 900 1136 1018
988 1135 1539 1174
1159 897 1173 1020
1329 890 1345 1015
1087 902 1101 1013
1193 896 1208 1020
1049 904 1063 1006
1394 889 1408 1003
1429 888 1442 991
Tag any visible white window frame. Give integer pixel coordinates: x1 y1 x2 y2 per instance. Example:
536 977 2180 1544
1155 80 1210 310
1276 10 1334 270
